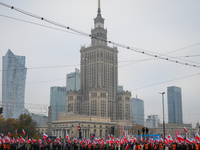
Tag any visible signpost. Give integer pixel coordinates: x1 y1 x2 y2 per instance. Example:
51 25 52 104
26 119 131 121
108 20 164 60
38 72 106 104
78 126 80 131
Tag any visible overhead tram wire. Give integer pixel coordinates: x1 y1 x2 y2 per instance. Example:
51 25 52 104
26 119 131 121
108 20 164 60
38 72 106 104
0 2 200 69
2 8 200 67
0 54 199 72
0 14 89 38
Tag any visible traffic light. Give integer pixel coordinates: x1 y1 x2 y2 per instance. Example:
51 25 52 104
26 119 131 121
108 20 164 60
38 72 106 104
146 127 149 134
0 107 3 114
111 126 115 135
142 127 145 134
79 131 82 139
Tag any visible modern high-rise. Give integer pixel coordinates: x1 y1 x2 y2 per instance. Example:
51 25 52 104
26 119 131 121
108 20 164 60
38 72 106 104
118 85 123 92
66 68 80 91
2 49 27 120
50 86 66 121
145 115 160 128
131 97 144 126
167 86 183 124
66 0 132 121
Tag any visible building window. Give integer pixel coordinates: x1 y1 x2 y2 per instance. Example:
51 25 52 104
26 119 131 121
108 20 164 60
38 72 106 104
94 125 96 128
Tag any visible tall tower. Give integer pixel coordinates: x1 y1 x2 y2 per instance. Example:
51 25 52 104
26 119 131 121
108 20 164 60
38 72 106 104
80 0 118 119
2 50 27 120
50 86 66 121
167 86 183 124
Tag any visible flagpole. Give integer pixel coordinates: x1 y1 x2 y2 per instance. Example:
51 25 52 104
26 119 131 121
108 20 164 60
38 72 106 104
159 92 165 143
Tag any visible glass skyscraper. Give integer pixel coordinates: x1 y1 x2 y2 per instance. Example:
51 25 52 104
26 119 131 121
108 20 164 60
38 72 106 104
66 68 80 91
2 49 27 120
50 86 66 121
131 97 144 126
167 86 183 124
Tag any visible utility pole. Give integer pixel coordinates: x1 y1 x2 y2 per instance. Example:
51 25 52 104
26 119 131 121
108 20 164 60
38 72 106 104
159 92 165 142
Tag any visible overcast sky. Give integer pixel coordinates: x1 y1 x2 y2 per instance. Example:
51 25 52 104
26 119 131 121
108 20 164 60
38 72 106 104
0 0 200 127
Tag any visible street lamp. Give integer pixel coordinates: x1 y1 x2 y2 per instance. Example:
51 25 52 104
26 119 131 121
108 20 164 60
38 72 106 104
159 92 165 142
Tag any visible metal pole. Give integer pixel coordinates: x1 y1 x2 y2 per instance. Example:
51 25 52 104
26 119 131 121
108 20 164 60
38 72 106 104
162 92 165 142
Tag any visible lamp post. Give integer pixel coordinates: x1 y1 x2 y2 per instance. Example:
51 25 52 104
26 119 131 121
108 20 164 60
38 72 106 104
159 92 165 142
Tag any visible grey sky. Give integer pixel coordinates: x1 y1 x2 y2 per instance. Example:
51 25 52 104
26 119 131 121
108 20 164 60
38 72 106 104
0 0 200 126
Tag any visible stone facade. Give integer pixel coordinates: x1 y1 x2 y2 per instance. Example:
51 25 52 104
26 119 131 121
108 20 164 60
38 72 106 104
66 1 132 123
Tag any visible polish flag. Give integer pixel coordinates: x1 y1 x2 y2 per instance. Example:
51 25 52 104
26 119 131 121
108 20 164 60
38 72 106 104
22 129 26 136
175 130 179 136
66 134 69 139
8 132 11 137
186 138 191 144
1 134 3 138
108 134 110 139
195 133 200 141
123 131 125 137
38 139 42 143
56 137 60 141
48 138 52 143
28 139 31 143
15 130 17 136
184 127 188 133
177 135 184 142
43 133 48 139
54 140 57 144
91 134 94 138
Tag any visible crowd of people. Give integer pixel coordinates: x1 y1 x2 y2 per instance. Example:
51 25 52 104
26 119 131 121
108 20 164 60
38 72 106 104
0 139 200 150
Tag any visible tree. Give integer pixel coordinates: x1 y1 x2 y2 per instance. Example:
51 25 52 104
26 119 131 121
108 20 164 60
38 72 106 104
16 114 37 138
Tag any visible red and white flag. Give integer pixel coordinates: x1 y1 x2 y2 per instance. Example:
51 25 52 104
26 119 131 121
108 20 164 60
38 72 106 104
48 138 52 143
43 133 48 139
184 127 187 133
66 134 69 139
22 129 26 136
1 134 3 138
56 137 60 141
8 132 11 137
15 130 17 136
38 139 42 143
186 137 191 144
177 135 184 142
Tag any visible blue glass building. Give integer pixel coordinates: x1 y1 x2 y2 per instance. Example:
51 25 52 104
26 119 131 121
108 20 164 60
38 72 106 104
2 49 27 120
50 86 66 121
167 86 183 124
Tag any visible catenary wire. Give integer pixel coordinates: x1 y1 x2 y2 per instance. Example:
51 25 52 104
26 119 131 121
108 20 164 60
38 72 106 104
0 2 200 69
0 55 199 72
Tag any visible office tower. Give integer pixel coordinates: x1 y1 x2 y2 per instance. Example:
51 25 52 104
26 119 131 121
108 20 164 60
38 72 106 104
131 97 144 126
118 85 123 92
167 86 183 124
50 87 66 121
145 115 160 128
66 68 80 91
2 49 27 120
66 0 131 121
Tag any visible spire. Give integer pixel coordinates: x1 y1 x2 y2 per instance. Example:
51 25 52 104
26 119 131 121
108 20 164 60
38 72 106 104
97 0 101 16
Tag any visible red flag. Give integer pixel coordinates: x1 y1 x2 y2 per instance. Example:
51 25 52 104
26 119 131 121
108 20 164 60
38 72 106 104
43 133 48 139
186 138 191 144
8 132 11 137
184 127 187 133
177 135 184 142
15 130 17 137
91 134 94 138
38 139 42 143
66 134 69 139
1 133 3 138
56 137 60 141
22 129 26 136
48 138 52 143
